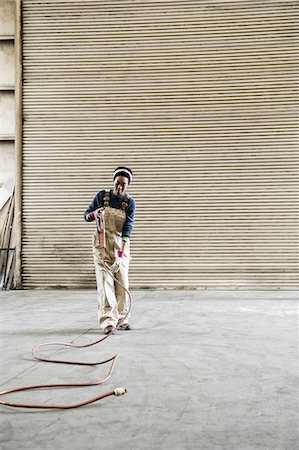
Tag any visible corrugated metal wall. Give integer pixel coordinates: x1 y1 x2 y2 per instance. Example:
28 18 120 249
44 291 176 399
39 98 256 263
22 0 298 289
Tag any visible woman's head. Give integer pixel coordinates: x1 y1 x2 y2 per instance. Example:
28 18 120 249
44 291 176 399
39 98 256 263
113 166 133 197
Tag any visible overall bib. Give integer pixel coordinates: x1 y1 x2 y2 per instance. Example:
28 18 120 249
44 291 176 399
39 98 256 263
92 190 130 329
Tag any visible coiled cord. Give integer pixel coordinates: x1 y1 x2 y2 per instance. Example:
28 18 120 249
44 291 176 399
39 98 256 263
0 262 131 410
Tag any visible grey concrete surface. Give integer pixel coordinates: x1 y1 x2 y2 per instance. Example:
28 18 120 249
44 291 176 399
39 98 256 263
0 290 298 450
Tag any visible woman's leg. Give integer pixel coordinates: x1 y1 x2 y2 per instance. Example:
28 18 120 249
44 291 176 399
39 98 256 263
93 255 118 329
114 256 130 324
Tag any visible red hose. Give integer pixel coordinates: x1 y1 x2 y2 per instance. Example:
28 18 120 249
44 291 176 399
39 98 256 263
0 262 131 409
0 391 116 410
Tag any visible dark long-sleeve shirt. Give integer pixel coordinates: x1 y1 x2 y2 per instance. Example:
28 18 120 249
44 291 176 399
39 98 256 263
84 189 136 239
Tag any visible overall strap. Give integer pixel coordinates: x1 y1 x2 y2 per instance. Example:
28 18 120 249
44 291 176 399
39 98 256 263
103 189 110 207
121 194 131 211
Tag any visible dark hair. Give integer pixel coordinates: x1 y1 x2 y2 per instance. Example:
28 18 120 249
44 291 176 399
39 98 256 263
113 166 133 184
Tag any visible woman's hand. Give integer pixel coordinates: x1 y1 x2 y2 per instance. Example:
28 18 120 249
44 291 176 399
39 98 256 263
109 250 125 273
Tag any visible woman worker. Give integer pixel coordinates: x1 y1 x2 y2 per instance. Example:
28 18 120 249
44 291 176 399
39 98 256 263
84 167 136 335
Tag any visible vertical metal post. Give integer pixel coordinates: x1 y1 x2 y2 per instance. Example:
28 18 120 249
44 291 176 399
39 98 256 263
14 0 22 288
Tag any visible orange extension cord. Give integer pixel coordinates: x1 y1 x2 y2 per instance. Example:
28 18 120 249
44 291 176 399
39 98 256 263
0 261 131 410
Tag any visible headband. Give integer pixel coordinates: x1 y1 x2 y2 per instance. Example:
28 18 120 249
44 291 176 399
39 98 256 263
113 168 133 182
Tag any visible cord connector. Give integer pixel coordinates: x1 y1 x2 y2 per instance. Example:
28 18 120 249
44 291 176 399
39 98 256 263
113 387 127 396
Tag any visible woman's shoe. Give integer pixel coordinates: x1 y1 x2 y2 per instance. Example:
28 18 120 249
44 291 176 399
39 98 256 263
104 325 115 335
118 323 132 330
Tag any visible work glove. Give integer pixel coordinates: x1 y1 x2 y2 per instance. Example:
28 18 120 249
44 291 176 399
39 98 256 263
87 211 95 221
88 208 102 222
109 251 124 273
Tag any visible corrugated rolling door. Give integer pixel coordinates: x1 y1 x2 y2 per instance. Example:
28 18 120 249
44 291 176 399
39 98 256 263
22 0 299 289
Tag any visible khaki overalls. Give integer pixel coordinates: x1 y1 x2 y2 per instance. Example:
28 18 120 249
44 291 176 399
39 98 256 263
92 190 130 329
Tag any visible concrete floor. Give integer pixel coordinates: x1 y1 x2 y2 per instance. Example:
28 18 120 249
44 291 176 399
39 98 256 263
0 290 298 450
